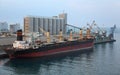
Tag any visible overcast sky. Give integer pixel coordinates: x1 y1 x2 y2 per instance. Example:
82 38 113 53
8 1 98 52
0 0 120 28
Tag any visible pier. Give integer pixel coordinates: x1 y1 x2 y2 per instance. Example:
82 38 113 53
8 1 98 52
0 37 15 59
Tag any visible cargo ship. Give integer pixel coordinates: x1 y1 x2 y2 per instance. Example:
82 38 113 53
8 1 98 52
4 29 94 59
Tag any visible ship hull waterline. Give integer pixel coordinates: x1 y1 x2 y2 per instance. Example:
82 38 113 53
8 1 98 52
5 40 94 59
9 47 93 59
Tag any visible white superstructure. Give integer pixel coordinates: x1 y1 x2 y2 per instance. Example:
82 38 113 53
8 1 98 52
13 41 30 49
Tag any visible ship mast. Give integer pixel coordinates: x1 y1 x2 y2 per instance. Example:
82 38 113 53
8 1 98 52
86 28 91 39
69 29 73 41
46 30 51 43
59 29 63 42
79 29 83 40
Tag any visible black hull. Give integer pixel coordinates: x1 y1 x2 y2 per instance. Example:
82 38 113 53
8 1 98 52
4 39 94 59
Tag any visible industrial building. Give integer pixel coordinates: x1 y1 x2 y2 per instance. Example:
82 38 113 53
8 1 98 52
10 23 20 33
0 22 8 33
24 13 67 35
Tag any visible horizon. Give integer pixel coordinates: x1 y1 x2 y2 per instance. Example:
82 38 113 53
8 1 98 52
0 0 120 28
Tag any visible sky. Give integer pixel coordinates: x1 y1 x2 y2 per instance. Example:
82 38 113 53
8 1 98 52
0 0 120 29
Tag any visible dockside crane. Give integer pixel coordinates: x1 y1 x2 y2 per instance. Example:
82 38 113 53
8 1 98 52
88 21 107 37
108 25 116 39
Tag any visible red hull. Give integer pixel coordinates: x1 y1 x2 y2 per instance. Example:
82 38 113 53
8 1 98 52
9 42 93 59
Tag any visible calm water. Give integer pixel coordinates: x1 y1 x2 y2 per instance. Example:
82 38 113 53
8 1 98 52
0 33 120 75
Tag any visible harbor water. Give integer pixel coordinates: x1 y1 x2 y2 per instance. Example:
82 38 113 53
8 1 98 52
0 33 120 75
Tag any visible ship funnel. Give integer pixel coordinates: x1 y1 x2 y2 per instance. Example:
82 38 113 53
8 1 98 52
46 30 51 43
17 29 23 41
79 29 83 40
59 29 63 42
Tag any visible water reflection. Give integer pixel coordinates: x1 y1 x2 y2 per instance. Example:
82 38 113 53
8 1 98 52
1 33 120 75
108 42 114 50
4 50 93 75
0 59 9 66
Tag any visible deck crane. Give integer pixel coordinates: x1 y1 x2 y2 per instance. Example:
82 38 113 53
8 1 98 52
40 28 64 42
39 28 47 36
39 28 51 43
87 20 96 33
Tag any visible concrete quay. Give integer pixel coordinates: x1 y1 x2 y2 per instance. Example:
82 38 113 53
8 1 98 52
0 37 16 46
0 37 16 59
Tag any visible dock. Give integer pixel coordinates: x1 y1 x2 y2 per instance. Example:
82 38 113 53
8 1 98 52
0 37 15 59
94 39 116 44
